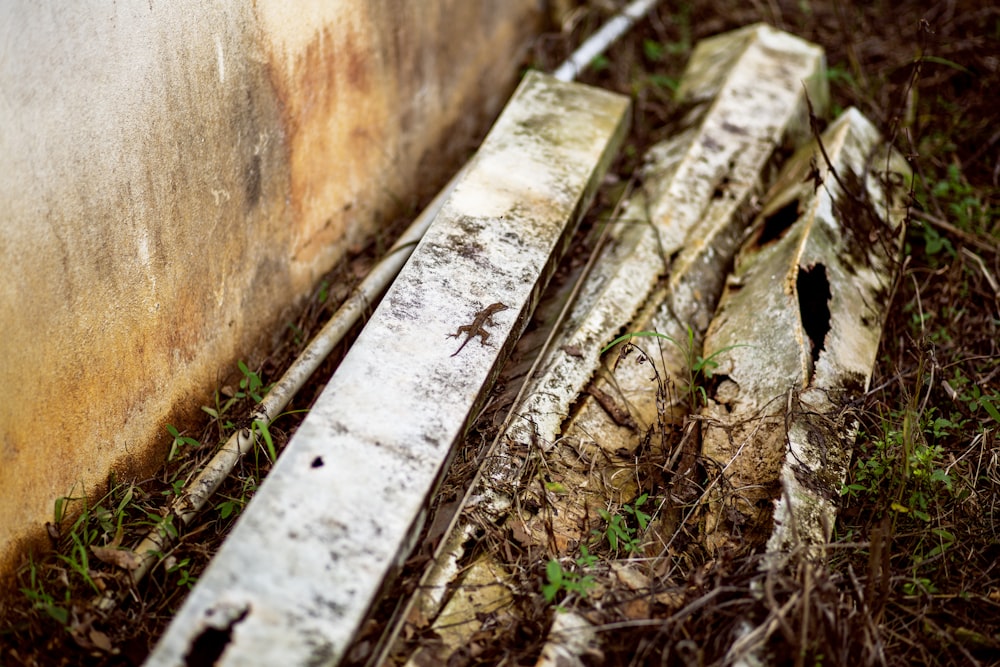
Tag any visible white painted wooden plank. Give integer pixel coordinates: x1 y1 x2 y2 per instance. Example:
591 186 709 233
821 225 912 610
766 108 911 554
697 107 910 554
145 71 629 667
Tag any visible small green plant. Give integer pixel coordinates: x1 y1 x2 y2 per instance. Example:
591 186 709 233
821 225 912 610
237 360 268 403
216 475 257 521
842 407 955 522
143 509 178 542
593 494 651 556
215 497 240 520
287 321 305 346
923 527 956 560
642 38 665 62
902 576 938 596
201 391 238 439
17 478 146 632
590 54 611 72
912 163 998 266
19 555 69 628
253 419 278 463
945 368 1000 423
826 62 858 87
980 394 1000 423
163 477 185 498
166 556 197 589
930 164 987 233
916 221 954 259
202 360 274 441
542 546 597 609
646 73 679 92
166 424 201 462
51 484 137 595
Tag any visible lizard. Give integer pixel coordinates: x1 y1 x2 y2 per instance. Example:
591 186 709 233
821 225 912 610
447 302 509 357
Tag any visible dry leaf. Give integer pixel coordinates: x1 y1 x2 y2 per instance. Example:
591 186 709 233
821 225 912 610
89 629 113 652
91 544 140 571
621 597 650 620
611 562 650 591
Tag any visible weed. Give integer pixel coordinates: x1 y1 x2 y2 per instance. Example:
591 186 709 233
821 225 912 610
590 54 611 72
166 556 197 589
843 407 955 522
912 163 998 265
542 546 597 609
18 556 69 629
202 360 276 443
642 38 665 62
253 419 278 463
201 392 238 440
10 477 157 653
237 360 269 403
288 321 305 346
163 477 185 498
902 577 938 596
166 424 200 462
593 494 651 556
929 164 987 233
215 496 242 521
944 367 1000 424
646 73 679 92
143 509 178 542
215 477 257 522
979 394 1000 423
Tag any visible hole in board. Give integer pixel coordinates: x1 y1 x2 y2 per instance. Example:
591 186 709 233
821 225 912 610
757 198 800 246
796 264 832 369
311 456 324 468
185 606 250 667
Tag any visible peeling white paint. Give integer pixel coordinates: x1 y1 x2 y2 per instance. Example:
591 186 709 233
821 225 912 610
401 25 833 666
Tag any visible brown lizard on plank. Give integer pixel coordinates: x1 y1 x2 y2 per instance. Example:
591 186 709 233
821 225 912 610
447 302 509 357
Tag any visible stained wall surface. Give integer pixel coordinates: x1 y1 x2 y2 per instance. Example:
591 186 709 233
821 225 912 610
0 0 541 578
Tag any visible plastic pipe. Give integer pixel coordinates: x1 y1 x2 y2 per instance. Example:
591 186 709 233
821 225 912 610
552 0 663 82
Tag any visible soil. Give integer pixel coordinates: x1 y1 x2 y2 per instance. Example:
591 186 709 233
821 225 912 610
2 1 998 665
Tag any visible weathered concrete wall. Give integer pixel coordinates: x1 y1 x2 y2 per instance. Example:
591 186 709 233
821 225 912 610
0 0 541 578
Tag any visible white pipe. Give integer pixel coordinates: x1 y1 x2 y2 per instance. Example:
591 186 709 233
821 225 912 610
101 0 663 609
552 0 663 82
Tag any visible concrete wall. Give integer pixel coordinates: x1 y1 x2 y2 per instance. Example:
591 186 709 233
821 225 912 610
0 0 541 578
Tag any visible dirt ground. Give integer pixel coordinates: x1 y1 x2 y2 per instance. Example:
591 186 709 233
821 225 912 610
2 1 998 665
